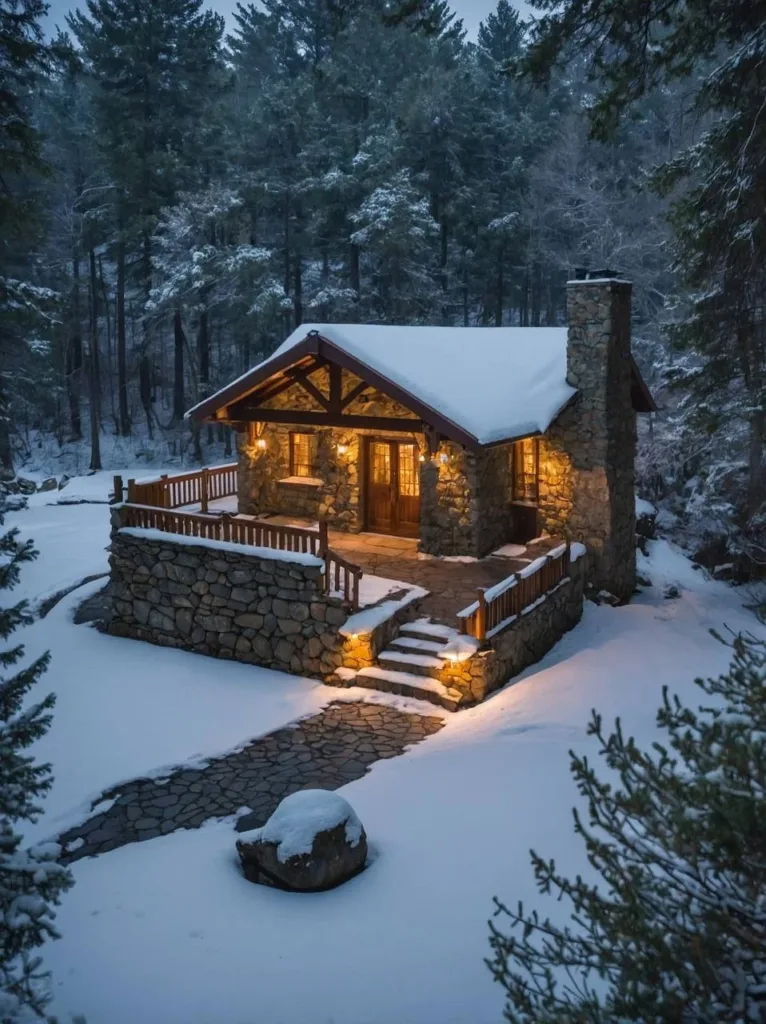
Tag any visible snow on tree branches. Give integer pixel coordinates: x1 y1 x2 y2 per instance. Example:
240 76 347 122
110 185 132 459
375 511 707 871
488 634 766 1023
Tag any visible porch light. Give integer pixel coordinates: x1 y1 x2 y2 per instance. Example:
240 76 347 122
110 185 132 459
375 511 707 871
256 438 267 450
419 454 425 463
440 453 448 464
337 444 348 455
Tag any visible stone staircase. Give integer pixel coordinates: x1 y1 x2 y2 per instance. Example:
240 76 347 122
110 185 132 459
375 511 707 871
351 620 467 712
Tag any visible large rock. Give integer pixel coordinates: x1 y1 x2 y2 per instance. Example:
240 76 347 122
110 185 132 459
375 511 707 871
236 790 367 892
38 477 58 492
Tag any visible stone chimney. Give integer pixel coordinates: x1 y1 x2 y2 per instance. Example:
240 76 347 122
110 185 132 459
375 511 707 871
563 271 636 601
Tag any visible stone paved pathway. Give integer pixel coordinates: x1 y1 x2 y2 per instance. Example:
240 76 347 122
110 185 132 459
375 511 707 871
58 702 444 863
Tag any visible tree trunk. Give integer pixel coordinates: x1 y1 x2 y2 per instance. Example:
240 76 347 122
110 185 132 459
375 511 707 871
88 249 102 471
116 234 130 435
197 308 209 387
67 252 83 440
294 253 303 327
283 195 292 332
139 352 153 440
494 249 504 327
99 256 117 431
173 308 186 420
349 241 361 297
0 378 14 479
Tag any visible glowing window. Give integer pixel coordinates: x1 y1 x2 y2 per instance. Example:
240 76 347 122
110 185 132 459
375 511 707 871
289 433 314 478
513 438 538 503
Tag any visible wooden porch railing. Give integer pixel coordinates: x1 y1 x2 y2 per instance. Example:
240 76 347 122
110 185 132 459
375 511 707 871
112 464 237 513
115 504 362 608
457 543 570 642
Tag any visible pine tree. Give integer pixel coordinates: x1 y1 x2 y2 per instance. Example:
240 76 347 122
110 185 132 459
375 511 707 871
69 0 226 437
488 635 766 1023
0 0 54 478
516 0 766 559
0 513 72 1020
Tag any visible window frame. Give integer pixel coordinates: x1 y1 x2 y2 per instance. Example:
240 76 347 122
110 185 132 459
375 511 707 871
512 437 539 504
288 431 315 479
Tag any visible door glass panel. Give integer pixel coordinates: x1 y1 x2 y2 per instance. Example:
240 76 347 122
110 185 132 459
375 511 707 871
371 443 391 484
398 444 419 497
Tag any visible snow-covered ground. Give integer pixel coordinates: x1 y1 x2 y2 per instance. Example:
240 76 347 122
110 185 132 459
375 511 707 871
7 474 761 1024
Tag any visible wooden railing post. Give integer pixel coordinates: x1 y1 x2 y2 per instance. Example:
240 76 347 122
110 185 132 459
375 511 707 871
127 478 136 503
112 475 124 504
475 588 487 643
200 467 209 514
318 518 329 556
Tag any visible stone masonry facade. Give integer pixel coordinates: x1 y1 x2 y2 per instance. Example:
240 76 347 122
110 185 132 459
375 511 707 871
541 279 636 601
107 521 351 678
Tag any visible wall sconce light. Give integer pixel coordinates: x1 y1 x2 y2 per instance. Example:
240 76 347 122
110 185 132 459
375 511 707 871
256 438 267 450
440 453 448 464
419 454 425 463
337 443 348 456
350 632 358 641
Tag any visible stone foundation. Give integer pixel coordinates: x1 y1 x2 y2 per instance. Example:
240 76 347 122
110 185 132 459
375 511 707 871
107 526 349 678
441 555 588 706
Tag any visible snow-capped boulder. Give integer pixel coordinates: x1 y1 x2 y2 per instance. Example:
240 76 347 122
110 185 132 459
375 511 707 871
236 790 367 892
38 477 58 492
16 476 37 495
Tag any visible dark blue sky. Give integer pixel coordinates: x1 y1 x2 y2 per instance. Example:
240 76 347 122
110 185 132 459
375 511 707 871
42 0 533 40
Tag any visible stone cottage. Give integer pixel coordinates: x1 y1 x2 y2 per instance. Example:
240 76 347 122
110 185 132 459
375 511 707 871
188 273 654 603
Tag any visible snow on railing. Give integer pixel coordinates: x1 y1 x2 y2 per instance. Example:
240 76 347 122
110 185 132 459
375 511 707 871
456 543 572 642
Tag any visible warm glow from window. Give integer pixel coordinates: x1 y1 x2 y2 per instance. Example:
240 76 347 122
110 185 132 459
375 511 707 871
290 433 313 478
398 444 419 497
513 438 538 503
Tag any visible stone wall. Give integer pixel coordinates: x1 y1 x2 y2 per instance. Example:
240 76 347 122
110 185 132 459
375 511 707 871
475 445 515 556
107 523 349 678
543 279 636 601
444 553 588 705
419 442 514 558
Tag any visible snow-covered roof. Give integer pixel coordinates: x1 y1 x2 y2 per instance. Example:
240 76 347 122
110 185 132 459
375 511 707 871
188 323 582 447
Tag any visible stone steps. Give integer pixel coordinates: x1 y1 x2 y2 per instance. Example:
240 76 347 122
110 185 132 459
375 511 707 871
378 648 445 679
354 666 461 713
387 635 447 656
399 620 458 644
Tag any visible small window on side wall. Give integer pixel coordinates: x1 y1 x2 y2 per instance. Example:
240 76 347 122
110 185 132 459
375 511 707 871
289 432 314 478
512 437 539 504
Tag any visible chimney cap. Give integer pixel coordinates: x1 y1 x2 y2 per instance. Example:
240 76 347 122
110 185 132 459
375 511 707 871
572 267 620 280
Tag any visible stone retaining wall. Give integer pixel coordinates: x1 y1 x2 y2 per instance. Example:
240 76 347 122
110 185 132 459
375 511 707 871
443 555 588 706
107 524 349 678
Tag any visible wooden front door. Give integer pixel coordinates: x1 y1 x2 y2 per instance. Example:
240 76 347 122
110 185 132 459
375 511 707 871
365 439 421 537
